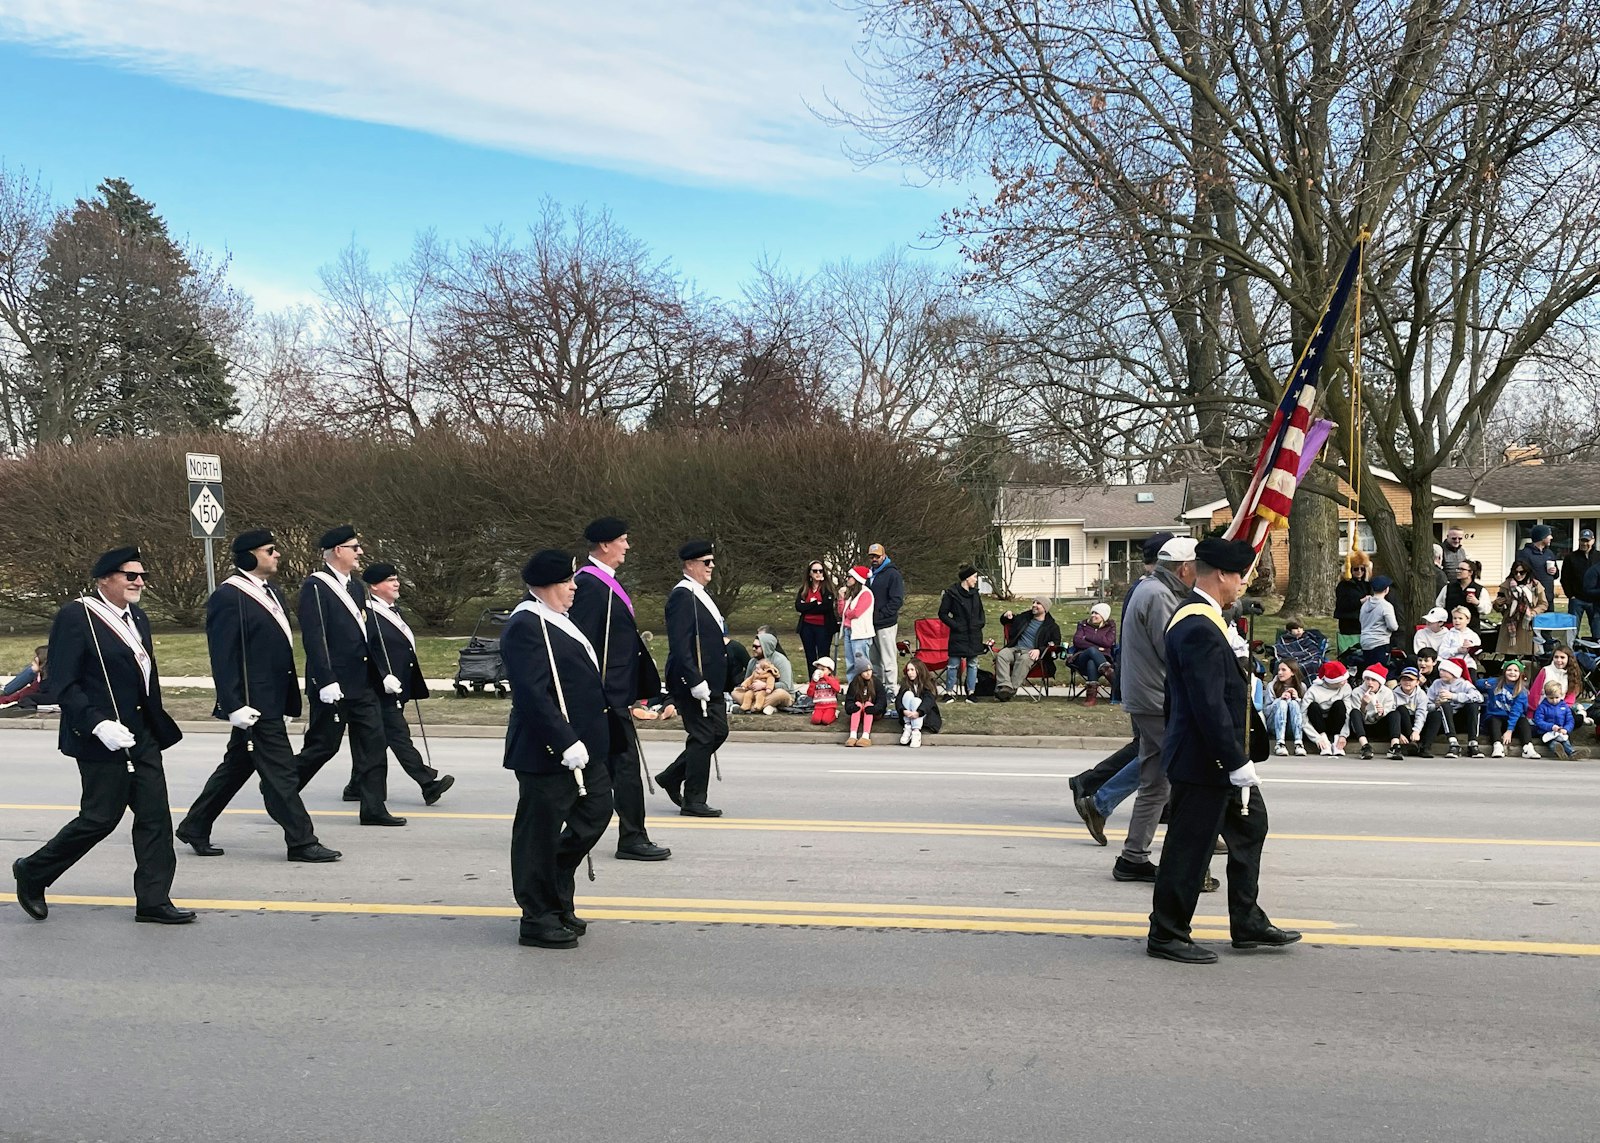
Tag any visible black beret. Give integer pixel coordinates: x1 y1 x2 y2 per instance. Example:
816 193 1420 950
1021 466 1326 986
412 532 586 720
522 549 577 587
361 562 399 585
1141 531 1175 563
1195 536 1257 574
92 545 141 579
584 516 628 544
318 524 357 550
678 538 714 561
231 529 274 556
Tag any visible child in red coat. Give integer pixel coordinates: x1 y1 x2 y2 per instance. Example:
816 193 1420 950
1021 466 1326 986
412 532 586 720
807 657 841 726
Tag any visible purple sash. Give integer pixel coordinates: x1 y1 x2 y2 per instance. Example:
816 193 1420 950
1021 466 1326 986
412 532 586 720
577 563 633 615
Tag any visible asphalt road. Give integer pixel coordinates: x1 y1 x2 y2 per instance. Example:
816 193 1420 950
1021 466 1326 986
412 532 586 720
2 725 1597 1142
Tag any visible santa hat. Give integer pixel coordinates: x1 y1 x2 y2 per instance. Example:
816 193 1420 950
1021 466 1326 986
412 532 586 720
1438 658 1465 679
848 565 870 585
1362 664 1388 684
1318 661 1348 682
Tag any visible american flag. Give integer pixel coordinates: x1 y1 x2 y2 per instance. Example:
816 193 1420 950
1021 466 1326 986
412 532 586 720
1224 238 1366 553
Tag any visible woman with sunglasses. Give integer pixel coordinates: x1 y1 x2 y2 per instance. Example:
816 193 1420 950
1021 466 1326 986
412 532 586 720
1494 559 1547 658
793 561 839 671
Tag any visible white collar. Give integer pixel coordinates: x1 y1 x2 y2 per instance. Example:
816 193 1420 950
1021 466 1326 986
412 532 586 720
246 571 272 590
675 576 725 630
1193 586 1224 613
370 596 396 612
513 594 599 668
97 590 132 620
325 564 350 587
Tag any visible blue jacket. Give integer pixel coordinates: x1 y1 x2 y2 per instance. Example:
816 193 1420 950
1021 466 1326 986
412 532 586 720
869 559 905 628
1530 698 1576 736
1480 680 1528 724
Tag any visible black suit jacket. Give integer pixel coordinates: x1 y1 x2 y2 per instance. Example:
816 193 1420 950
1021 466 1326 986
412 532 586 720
45 598 182 762
501 605 609 775
665 584 725 695
570 568 659 712
367 605 429 704
1162 591 1268 787
296 569 378 696
207 579 301 720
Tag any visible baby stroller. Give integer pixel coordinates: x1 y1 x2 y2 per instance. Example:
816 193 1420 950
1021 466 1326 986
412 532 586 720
453 609 512 697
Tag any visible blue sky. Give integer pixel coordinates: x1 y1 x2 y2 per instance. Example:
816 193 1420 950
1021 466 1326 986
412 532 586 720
0 2 966 311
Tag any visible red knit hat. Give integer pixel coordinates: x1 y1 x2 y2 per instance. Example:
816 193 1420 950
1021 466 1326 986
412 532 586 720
1362 664 1388 684
1319 661 1348 681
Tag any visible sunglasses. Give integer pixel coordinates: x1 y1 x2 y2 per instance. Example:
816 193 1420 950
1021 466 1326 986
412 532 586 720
809 567 824 573
120 571 149 583
698 558 715 567
338 543 363 552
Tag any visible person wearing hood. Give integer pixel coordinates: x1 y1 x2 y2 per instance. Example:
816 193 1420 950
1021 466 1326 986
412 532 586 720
749 631 793 692
865 543 905 696
937 564 985 701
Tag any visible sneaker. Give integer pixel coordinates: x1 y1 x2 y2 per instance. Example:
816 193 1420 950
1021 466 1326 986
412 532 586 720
1112 856 1159 882
1386 744 1404 760
1521 743 1539 759
1446 740 1461 758
1360 744 1374 760
909 729 922 748
963 697 978 704
1491 741 1505 758
1316 734 1331 755
941 694 957 704
1292 742 1306 756
899 725 912 745
1467 741 1483 758
1273 741 1288 756
1333 736 1347 756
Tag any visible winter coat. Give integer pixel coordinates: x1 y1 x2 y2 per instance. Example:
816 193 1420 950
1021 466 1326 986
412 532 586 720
1481 681 1529 725
937 582 986 658
896 685 942 733
1531 698 1576 737
1334 578 1373 636
1529 667 1579 711
794 586 840 639
844 674 887 717
868 560 905 629
1493 577 1546 657
1119 565 1186 717
1071 618 1117 655
1515 542 1559 601
1562 547 1599 603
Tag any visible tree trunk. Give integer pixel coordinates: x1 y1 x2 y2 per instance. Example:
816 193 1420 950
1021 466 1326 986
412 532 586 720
1279 470 1340 616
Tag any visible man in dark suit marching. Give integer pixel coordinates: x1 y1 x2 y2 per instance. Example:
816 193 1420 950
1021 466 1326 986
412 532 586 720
569 516 671 862
12 546 194 924
655 539 728 818
1146 536 1300 964
177 530 341 863
503 550 615 949
339 562 454 807
294 525 406 827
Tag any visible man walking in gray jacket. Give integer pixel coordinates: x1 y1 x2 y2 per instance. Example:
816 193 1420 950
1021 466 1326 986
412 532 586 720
1110 536 1196 883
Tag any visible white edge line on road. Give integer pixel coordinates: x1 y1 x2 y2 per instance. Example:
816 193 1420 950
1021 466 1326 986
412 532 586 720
827 770 1412 786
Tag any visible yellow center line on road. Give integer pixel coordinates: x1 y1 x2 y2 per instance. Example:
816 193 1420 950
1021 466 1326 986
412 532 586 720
3 803 1599 848
31 893 1600 957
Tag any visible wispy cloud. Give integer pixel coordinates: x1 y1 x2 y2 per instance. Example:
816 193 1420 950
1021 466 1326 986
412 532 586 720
0 1 874 187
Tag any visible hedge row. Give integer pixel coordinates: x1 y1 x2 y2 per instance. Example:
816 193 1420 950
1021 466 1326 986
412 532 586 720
0 425 989 627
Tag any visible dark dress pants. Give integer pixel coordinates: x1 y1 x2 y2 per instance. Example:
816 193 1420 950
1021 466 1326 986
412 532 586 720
1149 780 1272 944
510 764 615 932
19 729 176 907
798 624 831 672
295 688 390 817
180 717 317 849
345 702 438 796
605 710 649 849
658 685 728 804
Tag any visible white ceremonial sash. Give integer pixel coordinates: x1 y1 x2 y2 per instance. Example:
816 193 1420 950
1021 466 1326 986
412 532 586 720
674 576 726 632
512 597 600 669
224 574 293 645
309 569 365 628
80 595 152 692
371 600 417 650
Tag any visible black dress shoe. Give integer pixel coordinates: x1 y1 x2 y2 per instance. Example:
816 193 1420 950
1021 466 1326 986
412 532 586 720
422 775 455 805
176 831 225 857
135 903 197 925
1147 937 1218 964
1112 856 1159 882
341 787 360 802
12 858 46 920
519 925 579 949
656 774 683 807
359 813 407 826
1068 774 1085 803
287 843 342 862
559 912 589 936
616 841 672 861
1075 795 1108 845
1232 925 1303 949
680 802 723 817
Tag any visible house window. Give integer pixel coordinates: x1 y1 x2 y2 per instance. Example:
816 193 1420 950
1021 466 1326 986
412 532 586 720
1016 538 1069 568
1053 538 1072 567
1336 521 1377 557
1015 539 1034 569
1135 492 1156 504
1516 518 1575 555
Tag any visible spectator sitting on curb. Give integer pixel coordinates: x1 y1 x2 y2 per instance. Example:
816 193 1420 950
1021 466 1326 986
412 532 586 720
1265 659 1307 756
994 598 1063 703
1302 661 1356 756
1531 678 1578 757
0 645 48 711
807 657 841 726
1392 666 1429 756
1530 645 1587 729
843 657 886 747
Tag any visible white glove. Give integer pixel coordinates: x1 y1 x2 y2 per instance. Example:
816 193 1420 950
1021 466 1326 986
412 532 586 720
318 682 344 705
690 680 712 702
383 674 403 695
560 742 588 771
228 706 262 730
92 720 136 751
1229 760 1262 788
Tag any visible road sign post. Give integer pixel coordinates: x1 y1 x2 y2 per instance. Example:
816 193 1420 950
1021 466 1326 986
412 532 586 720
187 453 225 594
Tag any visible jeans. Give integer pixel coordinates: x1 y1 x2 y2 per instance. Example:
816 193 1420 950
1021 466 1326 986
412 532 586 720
846 637 874 682
1264 698 1302 743
1569 599 1599 641
1 663 36 697
1071 647 1109 681
945 657 978 693
1091 755 1141 818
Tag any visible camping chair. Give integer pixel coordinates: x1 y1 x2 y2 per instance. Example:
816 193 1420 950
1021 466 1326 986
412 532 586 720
1000 616 1061 701
1533 611 1579 664
901 618 958 694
